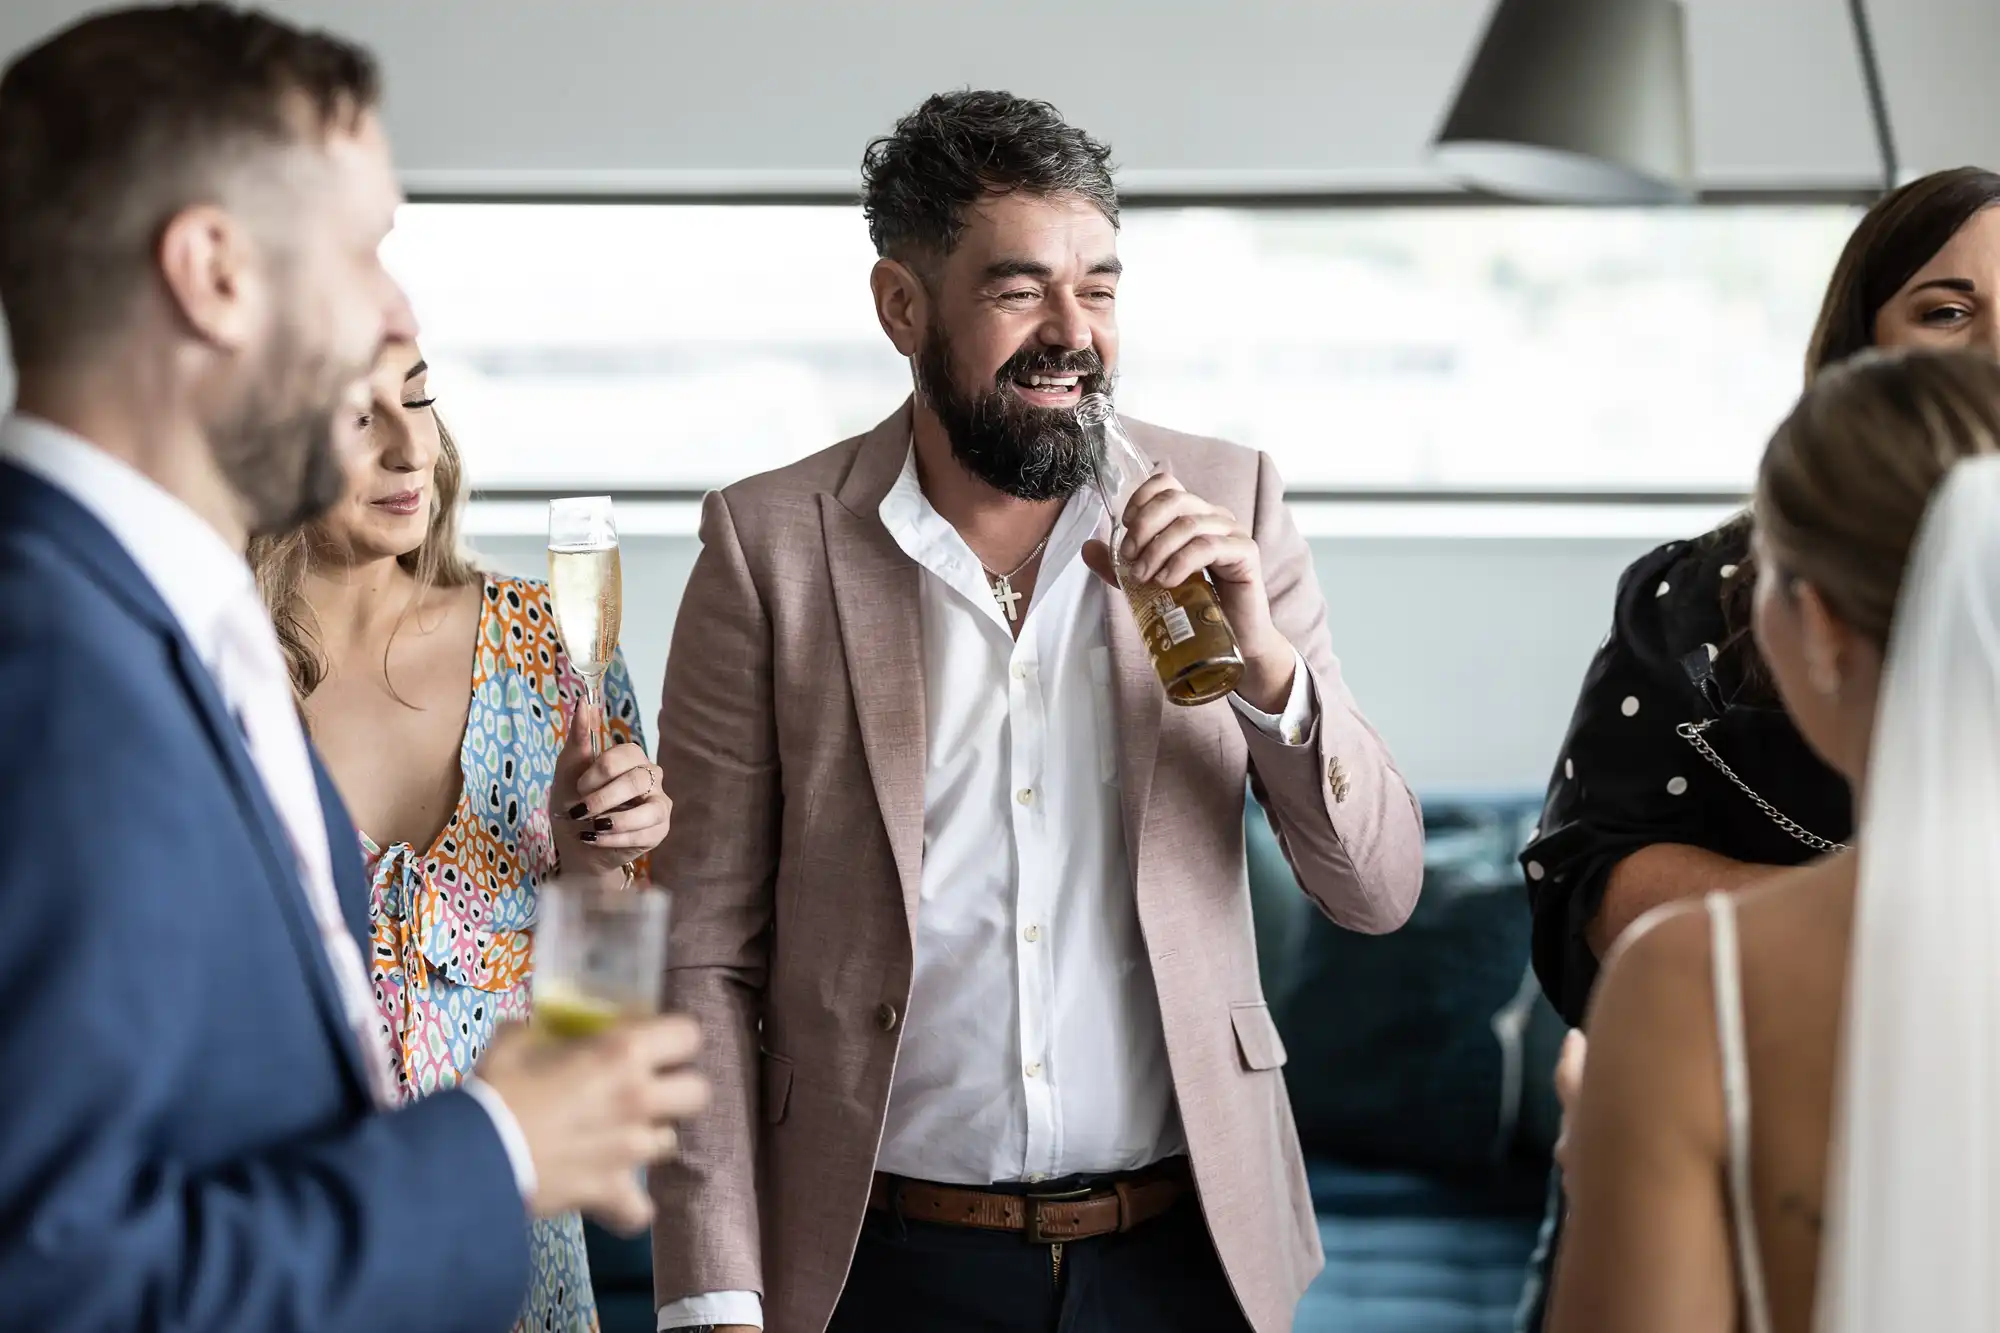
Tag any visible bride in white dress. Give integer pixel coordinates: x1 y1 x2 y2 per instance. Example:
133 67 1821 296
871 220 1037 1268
1548 347 2000 1333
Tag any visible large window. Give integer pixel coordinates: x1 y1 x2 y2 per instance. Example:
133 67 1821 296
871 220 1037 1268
384 202 1859 499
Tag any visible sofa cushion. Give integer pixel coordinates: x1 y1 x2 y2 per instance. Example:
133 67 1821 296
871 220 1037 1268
1250 793 1565 1176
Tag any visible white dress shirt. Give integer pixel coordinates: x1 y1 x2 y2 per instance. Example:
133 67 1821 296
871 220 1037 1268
876 444 1312 1185
0 414 537 1195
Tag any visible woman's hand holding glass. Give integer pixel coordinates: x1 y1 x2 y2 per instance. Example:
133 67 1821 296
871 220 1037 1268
550 698 671 891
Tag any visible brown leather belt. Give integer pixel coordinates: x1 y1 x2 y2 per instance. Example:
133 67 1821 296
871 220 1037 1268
868 1159 1192 1244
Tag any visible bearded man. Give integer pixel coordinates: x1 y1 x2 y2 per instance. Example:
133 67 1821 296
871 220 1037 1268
649 90 1424 1333
0 8 706 1330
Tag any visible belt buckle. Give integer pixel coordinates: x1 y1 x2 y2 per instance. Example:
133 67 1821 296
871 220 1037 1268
1023 1184 1093 1245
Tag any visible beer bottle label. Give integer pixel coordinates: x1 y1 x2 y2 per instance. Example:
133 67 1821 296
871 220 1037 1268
1132 585 1196 652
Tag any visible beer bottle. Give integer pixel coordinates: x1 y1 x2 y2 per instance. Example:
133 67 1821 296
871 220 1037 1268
1076 393 1246 706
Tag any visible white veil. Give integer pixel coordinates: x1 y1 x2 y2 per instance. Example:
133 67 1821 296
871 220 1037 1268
1816 454 2000 1331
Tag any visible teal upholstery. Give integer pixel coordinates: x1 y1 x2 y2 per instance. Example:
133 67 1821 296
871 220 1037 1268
1251 791 1560 1332
586 1222 654 1333
1255 793 1562 1171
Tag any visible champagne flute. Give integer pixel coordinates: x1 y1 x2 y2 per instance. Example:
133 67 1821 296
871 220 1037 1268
547 496 623 752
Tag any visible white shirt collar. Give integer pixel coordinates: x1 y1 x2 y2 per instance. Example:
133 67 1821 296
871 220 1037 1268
878 437 1109 566
877 438 951 561
0 413 256 666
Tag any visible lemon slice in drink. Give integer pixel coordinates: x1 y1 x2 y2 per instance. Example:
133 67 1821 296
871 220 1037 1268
534 981 622 1040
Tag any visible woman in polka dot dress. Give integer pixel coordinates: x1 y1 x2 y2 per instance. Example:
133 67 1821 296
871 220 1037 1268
251 342 673 1333
1513 167 2000 1332
1528 166 2000 1026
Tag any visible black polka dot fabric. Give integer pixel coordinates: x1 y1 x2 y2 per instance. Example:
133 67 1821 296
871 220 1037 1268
1521 521 1852 1025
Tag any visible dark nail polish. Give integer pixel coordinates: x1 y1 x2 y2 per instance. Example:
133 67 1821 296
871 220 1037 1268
568 803 589 820
579 832 598 844
593 817 615 832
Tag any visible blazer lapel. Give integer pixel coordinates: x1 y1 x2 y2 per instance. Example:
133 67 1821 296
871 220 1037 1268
1104 576 1164 891
168 633 376 1099
822 404 929 935
314 754 373 954
3 465 374 1099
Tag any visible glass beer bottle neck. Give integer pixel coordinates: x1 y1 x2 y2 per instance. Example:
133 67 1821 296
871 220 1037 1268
1096 426 1155 518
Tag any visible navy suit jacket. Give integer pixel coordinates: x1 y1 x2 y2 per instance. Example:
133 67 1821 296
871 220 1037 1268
0 462 531 1331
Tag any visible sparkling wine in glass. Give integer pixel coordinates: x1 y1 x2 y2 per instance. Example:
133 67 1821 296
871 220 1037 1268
547 496 623 743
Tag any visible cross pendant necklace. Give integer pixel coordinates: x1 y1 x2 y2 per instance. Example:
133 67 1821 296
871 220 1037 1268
983 536 1051 623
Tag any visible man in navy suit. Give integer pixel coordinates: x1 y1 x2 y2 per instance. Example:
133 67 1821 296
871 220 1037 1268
0 7 707 1331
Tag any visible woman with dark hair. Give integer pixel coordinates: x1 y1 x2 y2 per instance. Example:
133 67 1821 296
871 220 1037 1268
1549 347 2000 1330
250 341 674 1333
1526 166 2000 1026
1513 166 2000 1332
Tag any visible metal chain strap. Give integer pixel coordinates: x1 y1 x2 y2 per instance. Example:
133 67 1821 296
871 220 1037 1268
1676 720 1850 854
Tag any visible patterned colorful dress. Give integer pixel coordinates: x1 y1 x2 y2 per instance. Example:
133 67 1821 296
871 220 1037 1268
360 574 647 1333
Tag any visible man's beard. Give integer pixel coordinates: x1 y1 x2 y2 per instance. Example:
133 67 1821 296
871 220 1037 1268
914 324 1113 502
213 313 372 538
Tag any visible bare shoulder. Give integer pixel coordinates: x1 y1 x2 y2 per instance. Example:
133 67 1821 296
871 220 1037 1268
1555 895 1740 1333
1585 897 1728 1149
1595 896 1717 1030
1736 855 1855 944
1733 855 1857 1035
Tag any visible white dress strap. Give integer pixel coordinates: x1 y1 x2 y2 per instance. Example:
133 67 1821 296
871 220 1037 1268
1707 891 1774 1333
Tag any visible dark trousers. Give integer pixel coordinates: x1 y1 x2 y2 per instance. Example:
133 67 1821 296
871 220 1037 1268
827 1185 1252 1333
1512 1166 1563 1333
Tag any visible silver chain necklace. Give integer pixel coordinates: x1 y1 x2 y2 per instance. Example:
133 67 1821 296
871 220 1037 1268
1676 720 1851 854
982 537 1050 623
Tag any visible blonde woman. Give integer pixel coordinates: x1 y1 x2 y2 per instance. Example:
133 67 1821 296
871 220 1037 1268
1550 349 2000 1331
252 341 672 1332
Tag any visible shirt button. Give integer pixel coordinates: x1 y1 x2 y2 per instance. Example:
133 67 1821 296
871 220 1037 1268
1023 924 1041 943
875 1002 900 1032
1012 662 1030 680
1025 1061 1043 1079
1017 787 1036 805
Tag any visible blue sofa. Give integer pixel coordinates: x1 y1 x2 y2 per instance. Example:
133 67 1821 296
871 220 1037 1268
1255 792 1559 1332
590 791 1560 1333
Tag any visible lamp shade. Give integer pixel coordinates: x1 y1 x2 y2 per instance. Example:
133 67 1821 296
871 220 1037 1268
1431 0 1694 203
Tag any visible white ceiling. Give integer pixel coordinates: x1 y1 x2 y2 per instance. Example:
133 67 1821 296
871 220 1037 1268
1 0 1994 194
